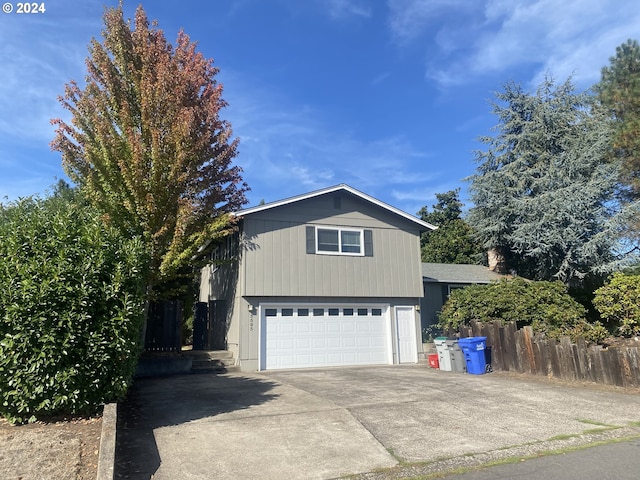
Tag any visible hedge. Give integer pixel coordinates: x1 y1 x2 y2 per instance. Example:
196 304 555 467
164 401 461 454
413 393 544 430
438 278 607 343
0 196 149 423
593 273 640 337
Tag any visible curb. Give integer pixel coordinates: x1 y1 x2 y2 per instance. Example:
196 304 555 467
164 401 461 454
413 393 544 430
348 425 640 479
97 403 117 480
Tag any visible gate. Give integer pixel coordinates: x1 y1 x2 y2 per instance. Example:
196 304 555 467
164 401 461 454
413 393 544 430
193 300 227 350
145 300 183 352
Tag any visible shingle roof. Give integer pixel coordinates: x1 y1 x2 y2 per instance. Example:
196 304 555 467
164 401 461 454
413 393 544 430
422 263 507 284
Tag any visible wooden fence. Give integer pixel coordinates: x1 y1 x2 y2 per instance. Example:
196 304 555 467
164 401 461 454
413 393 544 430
456 320 640 388
144 300 183 352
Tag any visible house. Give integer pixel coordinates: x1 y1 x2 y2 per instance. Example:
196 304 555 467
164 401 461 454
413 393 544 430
420 263 508 338
198 184 436 371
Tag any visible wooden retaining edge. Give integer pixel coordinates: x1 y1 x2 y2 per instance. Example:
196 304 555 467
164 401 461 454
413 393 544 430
97 403 117 480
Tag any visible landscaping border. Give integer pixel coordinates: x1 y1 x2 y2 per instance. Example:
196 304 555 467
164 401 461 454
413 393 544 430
97 403 117 480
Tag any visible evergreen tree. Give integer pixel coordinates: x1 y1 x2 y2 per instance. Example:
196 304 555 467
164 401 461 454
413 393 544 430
467 77 634 286
596 39 640 196
418 189 482 264
51 5 248 295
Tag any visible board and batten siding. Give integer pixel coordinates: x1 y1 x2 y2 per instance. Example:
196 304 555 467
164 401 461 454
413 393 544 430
241 216 423 298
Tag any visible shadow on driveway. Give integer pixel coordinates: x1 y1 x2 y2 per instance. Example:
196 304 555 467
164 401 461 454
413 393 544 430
114 373 279 480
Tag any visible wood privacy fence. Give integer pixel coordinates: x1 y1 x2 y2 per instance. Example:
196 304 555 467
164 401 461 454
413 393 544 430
144 300 183 352
456 320 640 388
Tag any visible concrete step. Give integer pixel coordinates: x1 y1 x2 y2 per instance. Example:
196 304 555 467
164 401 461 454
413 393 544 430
182 350 238 373
183 350 234 360
191 364 241 374
191 357 235 368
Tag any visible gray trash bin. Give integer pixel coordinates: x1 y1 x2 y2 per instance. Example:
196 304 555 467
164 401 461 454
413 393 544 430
434 336 452 371
447 339 466 373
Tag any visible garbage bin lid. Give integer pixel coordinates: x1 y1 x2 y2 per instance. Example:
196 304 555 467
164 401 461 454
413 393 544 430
458 336 487 343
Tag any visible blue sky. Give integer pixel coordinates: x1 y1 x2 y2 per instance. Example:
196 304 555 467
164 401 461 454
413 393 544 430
2 0 640 215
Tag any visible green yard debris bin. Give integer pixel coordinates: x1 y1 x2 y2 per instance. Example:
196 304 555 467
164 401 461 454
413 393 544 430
434 337 452 371
446 339 466 373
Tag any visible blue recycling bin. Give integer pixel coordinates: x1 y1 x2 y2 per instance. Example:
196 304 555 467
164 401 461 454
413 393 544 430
458 337 487 375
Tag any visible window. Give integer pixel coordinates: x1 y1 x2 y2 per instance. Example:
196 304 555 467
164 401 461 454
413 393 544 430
297 308 309 316
306 226 373 257
317 228 340 252
316 227 363 255
282 308 294 316
340 230 361 253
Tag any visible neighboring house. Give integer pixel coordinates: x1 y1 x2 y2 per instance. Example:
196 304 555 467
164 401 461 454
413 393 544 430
420 263 508 337
199 184 436 371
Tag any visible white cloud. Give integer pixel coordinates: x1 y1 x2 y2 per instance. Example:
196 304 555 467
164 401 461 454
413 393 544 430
387 0 472 44
390 0 640 90
326 0 372 19
220 71 442 209
371 71 392 86
0 4 102 141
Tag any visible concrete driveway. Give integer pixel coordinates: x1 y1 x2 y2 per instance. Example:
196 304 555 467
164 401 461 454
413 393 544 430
114 366 640 480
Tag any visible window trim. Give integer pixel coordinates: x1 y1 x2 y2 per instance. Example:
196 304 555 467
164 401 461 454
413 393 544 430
315 226 365 256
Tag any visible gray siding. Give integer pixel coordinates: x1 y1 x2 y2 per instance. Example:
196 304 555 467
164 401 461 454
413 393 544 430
240 192 424 298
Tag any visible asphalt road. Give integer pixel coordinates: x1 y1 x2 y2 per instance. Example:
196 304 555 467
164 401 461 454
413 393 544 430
441 438 640 480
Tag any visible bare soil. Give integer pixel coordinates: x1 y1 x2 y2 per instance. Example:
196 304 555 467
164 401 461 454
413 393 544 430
0 415 102 480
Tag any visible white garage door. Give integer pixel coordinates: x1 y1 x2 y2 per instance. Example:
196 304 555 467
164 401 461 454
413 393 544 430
261 305 391 370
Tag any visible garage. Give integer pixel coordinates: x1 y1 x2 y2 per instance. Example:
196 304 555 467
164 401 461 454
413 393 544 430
260 304 392 370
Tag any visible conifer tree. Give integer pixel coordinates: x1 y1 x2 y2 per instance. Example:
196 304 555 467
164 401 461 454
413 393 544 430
596 39 640 196
418 189 481 264
468 77 634 286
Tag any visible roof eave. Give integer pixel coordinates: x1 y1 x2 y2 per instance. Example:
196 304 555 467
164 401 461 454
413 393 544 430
232 184 436 230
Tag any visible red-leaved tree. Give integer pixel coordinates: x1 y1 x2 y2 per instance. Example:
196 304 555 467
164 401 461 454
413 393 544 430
51 4 248 295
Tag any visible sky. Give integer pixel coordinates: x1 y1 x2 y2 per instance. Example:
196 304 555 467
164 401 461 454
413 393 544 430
1 0 640 216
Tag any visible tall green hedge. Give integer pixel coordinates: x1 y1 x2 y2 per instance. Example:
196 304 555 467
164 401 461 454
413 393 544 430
0 196 149 423
438 278 607 343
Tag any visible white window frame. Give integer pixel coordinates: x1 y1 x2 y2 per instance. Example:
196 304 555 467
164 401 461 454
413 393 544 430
315 226 364 256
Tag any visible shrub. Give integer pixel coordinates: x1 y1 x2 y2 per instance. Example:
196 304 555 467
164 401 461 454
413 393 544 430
593 273 640 337
0 196 149 423
438 278 606 343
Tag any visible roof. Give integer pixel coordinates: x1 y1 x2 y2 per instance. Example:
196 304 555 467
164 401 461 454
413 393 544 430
233 184 437 231
422 263 508 284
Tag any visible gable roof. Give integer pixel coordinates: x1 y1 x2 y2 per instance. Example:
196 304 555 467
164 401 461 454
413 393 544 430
233 184 437 230
422 263 508 284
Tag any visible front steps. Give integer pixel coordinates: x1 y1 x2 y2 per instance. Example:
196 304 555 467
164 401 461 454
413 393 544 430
418 342 437 365
182 349 239 374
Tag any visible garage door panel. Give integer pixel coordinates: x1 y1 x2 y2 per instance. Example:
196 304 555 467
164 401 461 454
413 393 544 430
341 322 355 333
311 322 326 333
296 323 310 334
263 304 390 370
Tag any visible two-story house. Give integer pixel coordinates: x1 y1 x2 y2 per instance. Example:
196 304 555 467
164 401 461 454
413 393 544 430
199 184 436 371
